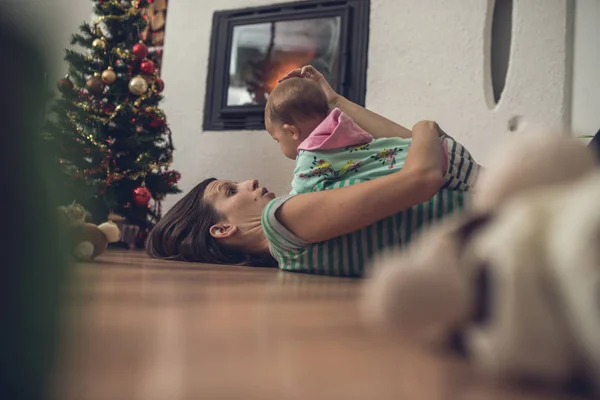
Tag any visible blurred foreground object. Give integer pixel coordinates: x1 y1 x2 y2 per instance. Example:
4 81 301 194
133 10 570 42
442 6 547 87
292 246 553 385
363 133 600 394
0 14 71 400
57 203 121 261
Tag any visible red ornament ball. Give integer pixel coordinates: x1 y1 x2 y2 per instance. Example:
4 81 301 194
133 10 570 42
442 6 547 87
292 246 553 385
140 59 155 74
132 42 148 59
132 186 152 206
163 170 181 185
149 115 165 128
103 103 115 114
155 78 164 93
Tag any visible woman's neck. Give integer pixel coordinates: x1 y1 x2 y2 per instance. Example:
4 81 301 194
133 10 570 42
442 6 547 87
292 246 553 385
237 220 271 256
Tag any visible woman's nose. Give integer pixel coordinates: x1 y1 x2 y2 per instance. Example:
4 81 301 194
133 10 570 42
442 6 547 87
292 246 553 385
241 179 259 191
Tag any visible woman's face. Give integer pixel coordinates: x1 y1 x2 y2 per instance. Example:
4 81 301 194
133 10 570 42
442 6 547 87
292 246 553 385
204 179 276 225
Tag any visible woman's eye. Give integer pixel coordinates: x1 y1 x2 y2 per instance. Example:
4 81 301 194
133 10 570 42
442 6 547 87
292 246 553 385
226 188 237 196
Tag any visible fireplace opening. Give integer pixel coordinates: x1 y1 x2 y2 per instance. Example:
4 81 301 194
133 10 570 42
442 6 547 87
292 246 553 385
203 0 370 131
228 17 341 106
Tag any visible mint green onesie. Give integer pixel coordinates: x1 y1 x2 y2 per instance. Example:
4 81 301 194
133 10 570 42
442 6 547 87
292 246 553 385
291 137 411 194
290 108 481 195
291 135 481 195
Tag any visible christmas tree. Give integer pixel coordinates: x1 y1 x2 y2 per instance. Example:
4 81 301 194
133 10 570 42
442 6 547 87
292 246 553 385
44 0 180 232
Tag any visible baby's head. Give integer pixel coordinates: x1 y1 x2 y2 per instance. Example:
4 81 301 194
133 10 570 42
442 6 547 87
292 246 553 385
265 77 329 159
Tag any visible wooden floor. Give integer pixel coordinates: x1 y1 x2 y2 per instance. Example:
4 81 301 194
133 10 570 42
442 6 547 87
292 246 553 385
52 250 586 400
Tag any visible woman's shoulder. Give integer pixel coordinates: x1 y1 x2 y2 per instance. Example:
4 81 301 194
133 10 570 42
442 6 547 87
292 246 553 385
261 178 367 253
261 195 309 253
261 178 364 252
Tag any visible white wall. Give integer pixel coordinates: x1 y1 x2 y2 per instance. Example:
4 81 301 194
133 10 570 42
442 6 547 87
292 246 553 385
6 0 583 212
160 0 298 211
161 0 574 211
368 0 573 159
2 0 94 86
572 0 600 136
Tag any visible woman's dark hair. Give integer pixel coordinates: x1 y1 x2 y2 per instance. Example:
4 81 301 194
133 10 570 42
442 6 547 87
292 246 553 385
146 178 277 267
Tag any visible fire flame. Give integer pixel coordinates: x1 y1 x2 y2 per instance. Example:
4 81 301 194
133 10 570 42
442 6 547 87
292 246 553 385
264 50 315 94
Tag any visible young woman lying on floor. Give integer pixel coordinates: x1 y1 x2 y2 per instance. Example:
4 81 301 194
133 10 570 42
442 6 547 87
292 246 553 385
146 66 472 276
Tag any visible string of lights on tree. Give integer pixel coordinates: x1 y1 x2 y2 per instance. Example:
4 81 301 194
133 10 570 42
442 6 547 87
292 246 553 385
46 0 180 227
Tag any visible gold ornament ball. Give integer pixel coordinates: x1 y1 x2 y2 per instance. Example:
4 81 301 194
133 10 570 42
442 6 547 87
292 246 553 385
101 67 117 84
92 38 106 50
128 75 148 96
85 76 105 95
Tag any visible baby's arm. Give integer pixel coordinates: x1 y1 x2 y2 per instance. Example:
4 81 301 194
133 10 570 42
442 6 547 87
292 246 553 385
334 95 412 139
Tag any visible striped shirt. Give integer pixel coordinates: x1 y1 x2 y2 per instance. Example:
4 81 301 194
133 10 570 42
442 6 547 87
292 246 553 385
261 179 469 277
441 136 482 191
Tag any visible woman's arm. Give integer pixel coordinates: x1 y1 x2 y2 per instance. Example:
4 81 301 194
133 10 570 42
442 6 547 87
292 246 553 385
279 65 412 139
276 121 444 243
333 95 413 139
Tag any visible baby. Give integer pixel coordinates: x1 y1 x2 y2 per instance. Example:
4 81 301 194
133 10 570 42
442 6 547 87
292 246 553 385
265 77 481 195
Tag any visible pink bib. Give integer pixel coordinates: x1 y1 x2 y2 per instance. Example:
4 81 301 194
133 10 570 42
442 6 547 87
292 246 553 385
297 108 373 152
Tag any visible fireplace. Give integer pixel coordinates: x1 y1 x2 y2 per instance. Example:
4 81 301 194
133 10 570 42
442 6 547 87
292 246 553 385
203 0 370 131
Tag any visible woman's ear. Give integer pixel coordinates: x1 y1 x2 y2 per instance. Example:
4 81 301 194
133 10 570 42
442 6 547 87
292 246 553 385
209 223 238 240
283 124 301 141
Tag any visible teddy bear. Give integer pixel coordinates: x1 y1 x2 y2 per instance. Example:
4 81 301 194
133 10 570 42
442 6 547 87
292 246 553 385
57 203 121 261
361 133 600 392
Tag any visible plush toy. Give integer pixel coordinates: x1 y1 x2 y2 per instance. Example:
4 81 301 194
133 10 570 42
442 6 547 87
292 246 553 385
57 203 121 261
362 133 600 391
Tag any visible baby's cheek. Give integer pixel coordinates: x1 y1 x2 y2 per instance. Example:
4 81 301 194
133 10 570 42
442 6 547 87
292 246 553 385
283 144 295 158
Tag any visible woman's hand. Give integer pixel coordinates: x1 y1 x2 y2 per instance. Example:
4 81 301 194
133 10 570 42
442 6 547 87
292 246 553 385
278 65 340 109
411 120 438 133
411 120 444 138
412 120 453 139
404 120 445 178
